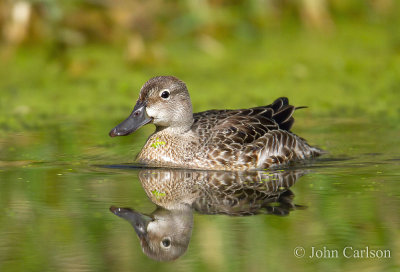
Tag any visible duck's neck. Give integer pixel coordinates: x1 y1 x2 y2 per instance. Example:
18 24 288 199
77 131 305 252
155 119 194 134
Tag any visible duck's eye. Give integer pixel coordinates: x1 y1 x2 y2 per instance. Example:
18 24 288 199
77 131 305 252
161 238 171 248
160 89 170 100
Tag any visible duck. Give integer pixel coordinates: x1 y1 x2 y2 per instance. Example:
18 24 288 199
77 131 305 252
110 168 306 261
109 76 322 170
135 168 306 216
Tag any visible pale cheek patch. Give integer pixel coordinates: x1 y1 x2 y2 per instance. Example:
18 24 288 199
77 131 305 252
146 106 170 126
146 107 157 118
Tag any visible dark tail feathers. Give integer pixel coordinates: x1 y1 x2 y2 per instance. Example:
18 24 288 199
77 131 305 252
271 97 307 131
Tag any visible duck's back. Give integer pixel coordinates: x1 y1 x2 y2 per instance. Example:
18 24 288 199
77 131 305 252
191 97 322 170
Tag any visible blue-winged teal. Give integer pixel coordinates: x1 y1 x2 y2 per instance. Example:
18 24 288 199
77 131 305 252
111 168 306 261
109 76 322 170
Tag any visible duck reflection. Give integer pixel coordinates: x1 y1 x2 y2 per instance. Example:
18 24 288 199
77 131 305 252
110 169 306 261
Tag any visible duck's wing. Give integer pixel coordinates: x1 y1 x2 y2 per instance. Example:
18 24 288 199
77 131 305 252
192 97 297 146
193 170 305 216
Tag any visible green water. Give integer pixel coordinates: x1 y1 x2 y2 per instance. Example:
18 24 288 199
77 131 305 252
0 117 399 271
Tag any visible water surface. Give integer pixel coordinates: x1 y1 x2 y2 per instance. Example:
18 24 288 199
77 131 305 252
0 118 399 271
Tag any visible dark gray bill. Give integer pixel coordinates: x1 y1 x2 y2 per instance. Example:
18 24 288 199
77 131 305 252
110 206 153 238
109 100 152 137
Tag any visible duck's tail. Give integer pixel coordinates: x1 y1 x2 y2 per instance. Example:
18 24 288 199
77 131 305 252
270 97 296 131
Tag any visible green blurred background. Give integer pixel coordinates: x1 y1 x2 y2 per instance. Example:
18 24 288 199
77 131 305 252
0 0 399 133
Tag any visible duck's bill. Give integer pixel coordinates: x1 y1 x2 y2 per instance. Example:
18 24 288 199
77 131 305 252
110 206 153 238
109 101 152 137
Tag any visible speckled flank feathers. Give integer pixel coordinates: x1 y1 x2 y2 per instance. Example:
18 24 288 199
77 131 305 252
139 169 305 215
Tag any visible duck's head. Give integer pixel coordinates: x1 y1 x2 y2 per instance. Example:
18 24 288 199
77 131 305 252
110 205 193 261
109 76 193 137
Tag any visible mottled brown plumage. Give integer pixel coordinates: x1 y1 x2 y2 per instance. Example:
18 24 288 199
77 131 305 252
109 76 322 170
138 168 305 216
111 168 306 261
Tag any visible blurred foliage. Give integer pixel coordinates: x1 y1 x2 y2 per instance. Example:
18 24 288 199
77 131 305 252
1 0 399 60
0 0 399 133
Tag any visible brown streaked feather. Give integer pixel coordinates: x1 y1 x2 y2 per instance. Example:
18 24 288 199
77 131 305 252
192 97 296 148
184 97 322 169
138 168 307 216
